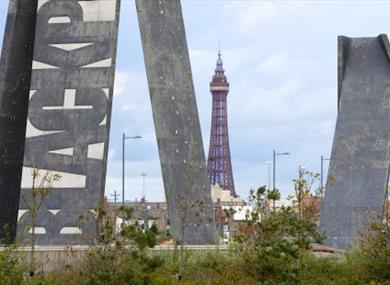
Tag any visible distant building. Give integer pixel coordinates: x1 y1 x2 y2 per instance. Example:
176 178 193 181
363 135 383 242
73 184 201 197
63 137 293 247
106 192 257 245
274 197 295 210
269 194 322 226
211 184 253 243
107 199 170 243
211 184 242 205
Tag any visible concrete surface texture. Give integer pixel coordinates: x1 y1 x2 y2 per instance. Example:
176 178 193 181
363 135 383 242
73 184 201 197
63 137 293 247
136 0 216 244
320 35 390 249
0 0 38 244
16 0 120 245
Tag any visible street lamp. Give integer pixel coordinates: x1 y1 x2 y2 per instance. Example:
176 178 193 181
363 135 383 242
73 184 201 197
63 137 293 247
273 150 290 191
264 161 272 190
320 155 330 198
122 133 142 206
141 173 146 200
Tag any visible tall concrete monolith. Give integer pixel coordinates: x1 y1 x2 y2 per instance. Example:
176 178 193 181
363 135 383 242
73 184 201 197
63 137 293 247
136 0 216 244
320 35 390 249
16 0 121 245
0 0 38 244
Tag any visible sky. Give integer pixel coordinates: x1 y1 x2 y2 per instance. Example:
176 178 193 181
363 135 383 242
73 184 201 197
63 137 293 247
1 0 390 202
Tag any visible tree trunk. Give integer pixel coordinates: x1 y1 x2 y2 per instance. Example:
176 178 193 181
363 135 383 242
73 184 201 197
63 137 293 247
30 214 35 275
178 226 185 280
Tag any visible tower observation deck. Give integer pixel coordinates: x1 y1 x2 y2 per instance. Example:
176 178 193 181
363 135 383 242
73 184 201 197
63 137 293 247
206 51 236 196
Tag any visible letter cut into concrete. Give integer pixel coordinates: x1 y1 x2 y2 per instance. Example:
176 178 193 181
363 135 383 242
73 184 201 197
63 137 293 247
17 0 121 245
136 0 216 244
0 0 38 244
320 35 390 249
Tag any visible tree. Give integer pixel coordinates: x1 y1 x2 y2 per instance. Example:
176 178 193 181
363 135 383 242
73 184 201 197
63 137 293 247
214 199 224 244
246 186 274 221
292 168 321 222
357 203 390 283
248 186 267 215
223 207 236 242
78 204 161 285
0 244 26 285
21 168 61 275
174 195 207 280
237 183 321 285
267 188 281 213
174 157 215 280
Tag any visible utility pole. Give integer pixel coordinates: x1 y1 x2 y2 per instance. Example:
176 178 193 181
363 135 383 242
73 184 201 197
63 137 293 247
122 133 142 206
110 191 120 204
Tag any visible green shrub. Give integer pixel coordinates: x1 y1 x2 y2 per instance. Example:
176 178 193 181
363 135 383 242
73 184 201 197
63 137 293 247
0 246 26 285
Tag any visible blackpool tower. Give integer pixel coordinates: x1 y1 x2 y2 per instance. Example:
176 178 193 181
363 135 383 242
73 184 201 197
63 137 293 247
207 51 236 196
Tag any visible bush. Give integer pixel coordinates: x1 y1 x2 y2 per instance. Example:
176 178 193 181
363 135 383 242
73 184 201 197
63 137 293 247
358 219 390 283
149 249 256 285
234 186 320 285
0 246 26 285
0 202 388 285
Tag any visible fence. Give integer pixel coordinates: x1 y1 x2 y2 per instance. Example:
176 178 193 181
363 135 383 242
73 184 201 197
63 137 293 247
0 243 343 272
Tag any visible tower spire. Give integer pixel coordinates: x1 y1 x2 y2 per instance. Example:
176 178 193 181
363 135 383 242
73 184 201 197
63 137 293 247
207 51 236 196
215 49 224 75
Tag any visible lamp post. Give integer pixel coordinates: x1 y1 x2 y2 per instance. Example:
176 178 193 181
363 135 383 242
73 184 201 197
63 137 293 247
265 161 272 190
320 155 330 198
141 173 146 200
273 150 290 191
122 133 142 206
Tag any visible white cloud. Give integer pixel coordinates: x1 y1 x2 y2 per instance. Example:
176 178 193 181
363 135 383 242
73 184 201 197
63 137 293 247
316 120 336 137
111 69 152 128
225 1 313 34
257 49 289 73
108 149 116 160
234 78 305 123
227 2 279 31
256 49 319 74
114 71 135 97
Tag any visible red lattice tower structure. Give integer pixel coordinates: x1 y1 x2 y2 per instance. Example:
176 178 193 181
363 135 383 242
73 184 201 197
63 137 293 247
207 51 236 196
